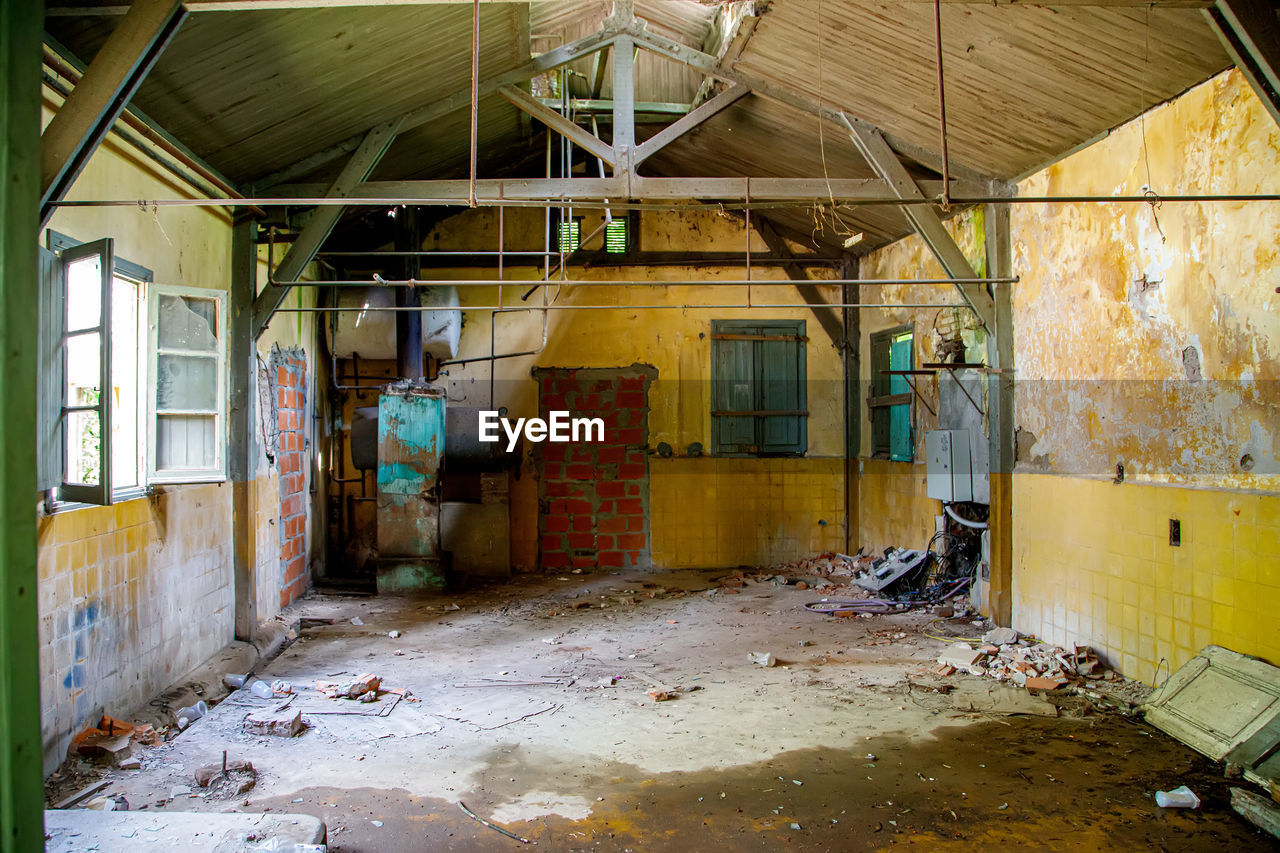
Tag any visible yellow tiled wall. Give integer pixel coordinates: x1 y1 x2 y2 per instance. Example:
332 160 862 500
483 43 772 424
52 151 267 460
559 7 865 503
856 458 940 556
36 486 233 772
1014 474 1280 683
650 457 846 568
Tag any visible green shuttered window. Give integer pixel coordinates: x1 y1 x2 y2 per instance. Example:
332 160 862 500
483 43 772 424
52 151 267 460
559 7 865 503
869 325 914 462
711 320 807 456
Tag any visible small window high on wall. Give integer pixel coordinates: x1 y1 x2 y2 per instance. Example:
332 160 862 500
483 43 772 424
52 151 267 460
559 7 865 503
868 325 914 462
39 233 227 508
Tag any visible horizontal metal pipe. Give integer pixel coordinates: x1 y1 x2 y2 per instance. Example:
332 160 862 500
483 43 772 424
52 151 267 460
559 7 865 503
49 194 1280 210
272 303 972 312
262 276 1018 287
320 250 554 257
438 349 540 367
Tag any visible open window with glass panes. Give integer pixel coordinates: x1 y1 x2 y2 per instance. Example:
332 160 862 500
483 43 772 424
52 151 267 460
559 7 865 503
40 234 227 508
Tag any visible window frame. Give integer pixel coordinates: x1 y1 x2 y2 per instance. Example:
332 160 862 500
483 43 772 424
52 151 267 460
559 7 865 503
42 232 227 509
54 238 114 506
146 284 229 484
603 216 630 254
710 319 808 458
868 323 915 462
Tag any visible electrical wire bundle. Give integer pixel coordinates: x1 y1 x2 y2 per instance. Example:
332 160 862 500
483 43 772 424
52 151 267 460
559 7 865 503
803 502 987 615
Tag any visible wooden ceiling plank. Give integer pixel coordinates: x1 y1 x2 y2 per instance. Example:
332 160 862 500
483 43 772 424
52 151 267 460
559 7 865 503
254 22 615 190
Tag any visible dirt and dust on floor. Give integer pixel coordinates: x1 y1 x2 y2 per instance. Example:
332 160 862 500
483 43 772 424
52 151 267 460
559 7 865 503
45 562 1279 851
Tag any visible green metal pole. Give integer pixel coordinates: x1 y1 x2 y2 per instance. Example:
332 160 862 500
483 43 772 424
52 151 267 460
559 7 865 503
0 1 46 850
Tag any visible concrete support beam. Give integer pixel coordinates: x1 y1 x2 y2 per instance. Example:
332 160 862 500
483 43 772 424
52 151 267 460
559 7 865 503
984 200 1015 628
631 83 749 167
842 115 997 331
841 254 860 555
498 85 616 166
1206 0 1280 128
0 3 46 847
230 218 258 640
252 118 401 336
39 0 186 226
612 34 636 181
271 176 964 203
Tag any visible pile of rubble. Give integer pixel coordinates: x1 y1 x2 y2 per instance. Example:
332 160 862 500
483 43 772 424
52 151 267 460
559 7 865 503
935 626 1112 691
775 552 861 578
71 715 163 770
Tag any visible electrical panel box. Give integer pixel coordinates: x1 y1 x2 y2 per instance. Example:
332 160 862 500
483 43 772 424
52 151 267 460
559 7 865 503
926 429 973 502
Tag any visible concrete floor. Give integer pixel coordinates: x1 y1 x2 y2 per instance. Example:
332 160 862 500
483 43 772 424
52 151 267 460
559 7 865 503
52 570 1276 851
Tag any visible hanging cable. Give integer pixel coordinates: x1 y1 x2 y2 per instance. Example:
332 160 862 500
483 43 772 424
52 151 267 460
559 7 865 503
468 0 480 208
933 0 951 211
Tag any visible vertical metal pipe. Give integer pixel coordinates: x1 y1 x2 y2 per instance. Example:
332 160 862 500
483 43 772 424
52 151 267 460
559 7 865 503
493 206 503 408
468 0 480 208
395 207 424 379
745 178 752 307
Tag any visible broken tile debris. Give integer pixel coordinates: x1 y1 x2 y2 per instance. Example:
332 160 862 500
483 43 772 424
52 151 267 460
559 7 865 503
932 627 1111 695
243 708 304 738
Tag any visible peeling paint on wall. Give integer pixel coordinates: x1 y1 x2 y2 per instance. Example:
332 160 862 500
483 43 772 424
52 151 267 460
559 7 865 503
1014 69 1279 490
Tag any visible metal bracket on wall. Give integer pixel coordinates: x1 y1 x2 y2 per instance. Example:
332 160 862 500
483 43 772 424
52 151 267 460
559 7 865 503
920 362 989 417
880 369 937 418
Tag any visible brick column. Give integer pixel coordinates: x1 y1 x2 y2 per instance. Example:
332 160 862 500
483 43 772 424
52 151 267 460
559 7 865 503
274 351 308 607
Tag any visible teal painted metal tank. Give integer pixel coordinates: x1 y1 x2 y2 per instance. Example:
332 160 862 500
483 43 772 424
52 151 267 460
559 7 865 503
376 383 447 593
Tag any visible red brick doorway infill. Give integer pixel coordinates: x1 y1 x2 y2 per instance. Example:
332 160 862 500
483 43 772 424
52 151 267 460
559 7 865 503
534 365 655 570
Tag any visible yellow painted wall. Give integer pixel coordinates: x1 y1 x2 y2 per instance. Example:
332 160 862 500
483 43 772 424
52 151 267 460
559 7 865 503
853 210 987 556
1010 69 1280 681
36 82 314 769
427 207 848 569
855 69 1280 683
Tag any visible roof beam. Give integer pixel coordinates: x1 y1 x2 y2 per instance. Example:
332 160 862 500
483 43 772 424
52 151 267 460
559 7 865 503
1206 0 1280 128
589 44 611 99
692 3 761 108
252 25 617 191
625 21 1005 194
537 98 689 116
632 83 749 167
613 33 636 179
46 0 1213 13
270 176 964 203
252 117 401 336
498 85 616 165
841 114 995 331
39 0 186 226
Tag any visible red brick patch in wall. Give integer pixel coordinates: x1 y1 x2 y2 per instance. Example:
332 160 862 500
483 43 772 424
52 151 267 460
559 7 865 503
534 365 656 571
274 349 309 608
